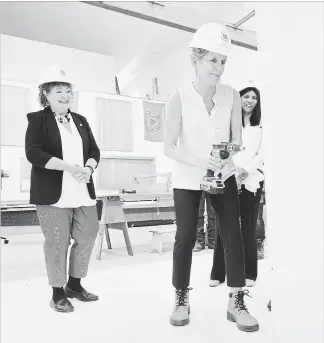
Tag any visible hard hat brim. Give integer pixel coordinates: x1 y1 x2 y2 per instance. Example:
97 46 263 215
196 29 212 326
39 80 73 87
189 41 232 56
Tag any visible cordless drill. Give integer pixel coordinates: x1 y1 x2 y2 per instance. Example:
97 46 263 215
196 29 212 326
200 142 243 194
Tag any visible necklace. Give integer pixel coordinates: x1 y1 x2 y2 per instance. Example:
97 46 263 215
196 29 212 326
54 112 70 123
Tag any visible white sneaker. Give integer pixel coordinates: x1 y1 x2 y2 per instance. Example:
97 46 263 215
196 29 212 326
208 279 220 287
245 279 255 287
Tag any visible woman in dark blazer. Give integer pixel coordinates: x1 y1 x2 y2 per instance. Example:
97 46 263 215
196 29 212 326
25 65 100 313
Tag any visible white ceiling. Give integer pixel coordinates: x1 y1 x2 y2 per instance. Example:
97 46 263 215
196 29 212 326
0 1 258 93
0 1 193 72
167 1 257 31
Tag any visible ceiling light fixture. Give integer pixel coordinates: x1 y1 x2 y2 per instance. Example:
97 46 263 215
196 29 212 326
226 10 255 31
148 1 165 7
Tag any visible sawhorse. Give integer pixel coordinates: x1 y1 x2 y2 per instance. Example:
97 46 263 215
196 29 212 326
96 195 133 260
149 228 176 254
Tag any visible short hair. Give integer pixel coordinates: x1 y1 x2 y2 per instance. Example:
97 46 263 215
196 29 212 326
38 82 73 108
239 87 261 127
191 47 209 62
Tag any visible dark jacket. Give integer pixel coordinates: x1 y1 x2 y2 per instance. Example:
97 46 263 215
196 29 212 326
25 106 100 205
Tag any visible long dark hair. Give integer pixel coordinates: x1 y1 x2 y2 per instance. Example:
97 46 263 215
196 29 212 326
239 87 261 127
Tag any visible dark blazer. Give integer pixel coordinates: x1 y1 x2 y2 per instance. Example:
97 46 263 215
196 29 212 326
25 106 100 205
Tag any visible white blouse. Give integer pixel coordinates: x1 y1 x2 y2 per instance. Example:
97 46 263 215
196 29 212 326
233 124 264 193
172 82 236 190
52 115 96 208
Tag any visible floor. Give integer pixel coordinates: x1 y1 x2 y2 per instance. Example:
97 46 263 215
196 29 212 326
1 225 274 343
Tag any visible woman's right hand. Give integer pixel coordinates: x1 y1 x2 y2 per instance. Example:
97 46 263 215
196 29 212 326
67 165 90 183
67 164 81 175
205 155 227 171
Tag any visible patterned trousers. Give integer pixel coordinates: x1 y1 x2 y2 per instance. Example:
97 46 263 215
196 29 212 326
36 205 99 287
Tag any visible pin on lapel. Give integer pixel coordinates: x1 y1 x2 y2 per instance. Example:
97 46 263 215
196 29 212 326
80 124 83 126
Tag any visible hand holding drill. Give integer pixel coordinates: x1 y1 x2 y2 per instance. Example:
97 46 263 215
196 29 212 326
236 167 249 190
200 142 244 194
206 154 227 171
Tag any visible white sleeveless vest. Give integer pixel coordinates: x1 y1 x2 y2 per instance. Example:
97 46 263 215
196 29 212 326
172 82 236 190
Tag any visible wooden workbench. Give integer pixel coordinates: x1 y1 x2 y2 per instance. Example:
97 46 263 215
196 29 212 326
93 189 175 259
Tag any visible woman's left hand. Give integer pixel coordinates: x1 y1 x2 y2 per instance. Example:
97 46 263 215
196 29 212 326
237 168 249 181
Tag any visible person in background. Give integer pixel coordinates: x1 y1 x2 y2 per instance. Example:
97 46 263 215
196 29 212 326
25 65 100 313
209 86 264 288
193 192 217 252
164 23 259 332
256 182 266 259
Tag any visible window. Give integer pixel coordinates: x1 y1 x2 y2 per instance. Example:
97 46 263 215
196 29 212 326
1 85 31 147
95 97 133 152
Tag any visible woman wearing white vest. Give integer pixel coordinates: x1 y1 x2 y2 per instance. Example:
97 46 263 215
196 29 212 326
25 65 100 313
164 23 259 332
209 87 264 287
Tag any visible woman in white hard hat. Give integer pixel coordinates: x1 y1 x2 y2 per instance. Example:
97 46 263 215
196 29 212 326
25 65 100 313
164 23 259 332
209 86 264 288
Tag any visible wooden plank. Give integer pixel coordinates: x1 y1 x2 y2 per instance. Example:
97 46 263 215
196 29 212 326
103 197 126 224
149 230 176 234
97 158 156 190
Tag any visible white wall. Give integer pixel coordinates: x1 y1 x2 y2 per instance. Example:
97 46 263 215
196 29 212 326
254 2 323 342
123 42 259 101
0 34 116 130
122 41 259 173
131 99 174 174
222 45 258 90
0 34 116 202
0 36 173 203
77 91 174 173
0 33 258 202
0 34 116 96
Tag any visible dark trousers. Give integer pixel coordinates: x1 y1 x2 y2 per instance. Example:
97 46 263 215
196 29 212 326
172 175 245 289
256 190 266 241
196 192 217 245
211 181 264 282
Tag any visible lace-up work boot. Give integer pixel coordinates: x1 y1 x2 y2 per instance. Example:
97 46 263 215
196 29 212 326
227 290 259 332
170 288 192 326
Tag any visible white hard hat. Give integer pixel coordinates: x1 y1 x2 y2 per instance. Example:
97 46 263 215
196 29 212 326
39 65 73 86
189 22 232 56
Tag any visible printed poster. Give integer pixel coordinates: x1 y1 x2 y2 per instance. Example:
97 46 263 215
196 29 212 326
143 100 165 142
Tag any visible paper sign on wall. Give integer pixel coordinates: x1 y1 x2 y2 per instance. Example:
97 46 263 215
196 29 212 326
143 100 165 142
